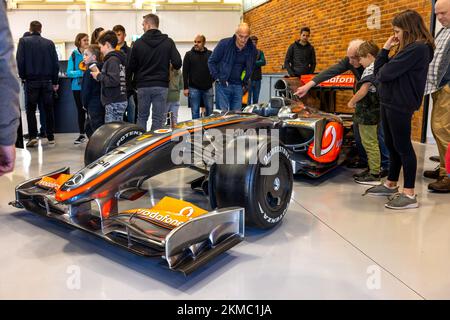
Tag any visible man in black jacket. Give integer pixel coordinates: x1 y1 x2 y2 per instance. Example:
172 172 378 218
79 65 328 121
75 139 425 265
127 14 182 131
284 27 316 77
183 35 214 119
16 21 59 147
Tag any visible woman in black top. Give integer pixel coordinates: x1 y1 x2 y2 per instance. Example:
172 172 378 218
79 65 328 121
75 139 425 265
366 10 435 209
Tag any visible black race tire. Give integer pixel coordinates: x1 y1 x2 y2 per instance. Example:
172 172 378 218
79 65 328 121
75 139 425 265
84 122 145 166
210 140 293 229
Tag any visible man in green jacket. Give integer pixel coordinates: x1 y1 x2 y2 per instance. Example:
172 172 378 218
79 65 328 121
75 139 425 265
248 35 266 104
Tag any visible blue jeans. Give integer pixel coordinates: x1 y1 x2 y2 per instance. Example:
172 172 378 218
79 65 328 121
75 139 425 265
248 80 261 105
137 87 169 131
105 101 127 123
189 87 214 119
126 95 136 123
353 121 390 169
166 101 180 124
215 82 243 111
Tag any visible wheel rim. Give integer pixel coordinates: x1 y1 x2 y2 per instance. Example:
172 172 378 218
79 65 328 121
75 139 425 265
260 160 291 212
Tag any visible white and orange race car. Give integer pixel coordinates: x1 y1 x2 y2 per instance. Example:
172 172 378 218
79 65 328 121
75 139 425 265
10 84 353 274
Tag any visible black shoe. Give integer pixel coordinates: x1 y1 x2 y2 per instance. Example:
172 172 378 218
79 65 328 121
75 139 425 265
353 169 369 179
347 161 368 169
74 135 87 145
429 155 440 162
354 172 381 186
38 132 47 139
423 166 440 179
24 133 30 139
380 168 389 178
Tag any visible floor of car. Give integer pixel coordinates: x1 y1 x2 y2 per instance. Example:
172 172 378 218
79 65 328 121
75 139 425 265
1 106 448 299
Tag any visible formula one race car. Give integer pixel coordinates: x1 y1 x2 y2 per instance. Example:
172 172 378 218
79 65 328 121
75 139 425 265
10 78 353 274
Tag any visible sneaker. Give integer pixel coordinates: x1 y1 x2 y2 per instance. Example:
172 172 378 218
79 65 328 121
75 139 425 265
364 183 399 196
48 138 56 145
385 193 419 210
428 176 450 193
354 172 381 186
380 168 389 178
38 132 47 139
347 161 368 169
26 138 38 148
423 166 440 179
353 169 369 179
74 135 87 145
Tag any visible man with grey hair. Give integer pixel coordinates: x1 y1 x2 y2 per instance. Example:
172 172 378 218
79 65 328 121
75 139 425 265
127 13 182 131
0 2 20 175
295 39 390 174
424 0 450 192
208 22 257 111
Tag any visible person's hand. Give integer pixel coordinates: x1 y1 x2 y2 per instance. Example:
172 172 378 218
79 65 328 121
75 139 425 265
294 81 315 98
347 100 356 109
0 145 16 176
91 70 100 80
383 35 399 51
53 85 59 92
183 89 189 97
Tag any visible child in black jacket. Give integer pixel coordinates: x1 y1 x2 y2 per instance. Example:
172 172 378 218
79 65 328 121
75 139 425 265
90 31 127 123
366 10 435 210
81 44 104 137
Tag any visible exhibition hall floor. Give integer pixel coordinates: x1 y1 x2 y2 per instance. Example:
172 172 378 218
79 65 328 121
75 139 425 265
1 108 449 300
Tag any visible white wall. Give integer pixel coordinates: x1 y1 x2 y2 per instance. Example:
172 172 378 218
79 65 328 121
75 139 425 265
7 9 240 59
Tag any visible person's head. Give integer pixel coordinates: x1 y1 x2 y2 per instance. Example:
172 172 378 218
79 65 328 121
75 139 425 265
357 41 379 68
113 25 126 46
392 10 435 52
75 33 89 51
346 39 365 68
235 22 251 49
143 13 159 32
97 30 118 55
193 34 206 51
91 27 104 44
29 21 42 34
435 0 450 28
250 35 258 48
300 27 311 43
83 44 101 65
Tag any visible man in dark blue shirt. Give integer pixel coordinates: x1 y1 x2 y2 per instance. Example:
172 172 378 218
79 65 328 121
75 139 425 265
208 23 256 111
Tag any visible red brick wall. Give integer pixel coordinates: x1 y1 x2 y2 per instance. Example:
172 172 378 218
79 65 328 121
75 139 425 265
244 0 433 141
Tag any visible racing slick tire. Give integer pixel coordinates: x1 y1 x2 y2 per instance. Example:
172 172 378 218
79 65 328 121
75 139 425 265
84 122 145 166
209 137 293 229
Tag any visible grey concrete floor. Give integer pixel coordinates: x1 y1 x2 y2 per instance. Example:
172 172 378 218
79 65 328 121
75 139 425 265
1 106 449 299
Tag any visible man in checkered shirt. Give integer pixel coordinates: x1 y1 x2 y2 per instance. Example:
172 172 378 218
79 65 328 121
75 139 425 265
424 0 450 193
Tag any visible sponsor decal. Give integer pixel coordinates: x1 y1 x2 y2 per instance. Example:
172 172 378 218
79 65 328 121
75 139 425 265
115 131 143 147
64 173 84 187
308 122 344 163
154 129 172 134
122 197 207 229
262 145 290 165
